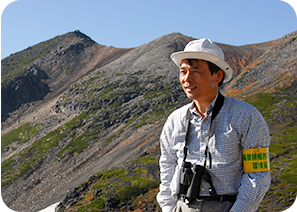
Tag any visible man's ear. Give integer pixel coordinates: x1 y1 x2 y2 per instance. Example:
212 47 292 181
216 70 224 84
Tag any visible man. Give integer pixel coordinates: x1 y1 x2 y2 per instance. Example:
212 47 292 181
157 39 271 212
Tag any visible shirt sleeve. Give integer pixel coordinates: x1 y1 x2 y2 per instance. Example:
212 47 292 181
230 106 271 212
157 117 179 211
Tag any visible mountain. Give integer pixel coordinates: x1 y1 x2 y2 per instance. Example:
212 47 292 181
1 30 297 212
1 30 133 124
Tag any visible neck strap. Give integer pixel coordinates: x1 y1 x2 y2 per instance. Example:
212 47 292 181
183 92 225 163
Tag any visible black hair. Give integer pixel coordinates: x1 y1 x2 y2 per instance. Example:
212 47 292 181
206 61 225 87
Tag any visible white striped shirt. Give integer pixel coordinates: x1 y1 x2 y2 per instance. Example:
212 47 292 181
157 93 271 212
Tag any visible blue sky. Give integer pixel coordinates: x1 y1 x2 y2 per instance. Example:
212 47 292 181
0 0 297 60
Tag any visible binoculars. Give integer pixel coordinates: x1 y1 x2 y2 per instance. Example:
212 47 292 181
177 161 217 201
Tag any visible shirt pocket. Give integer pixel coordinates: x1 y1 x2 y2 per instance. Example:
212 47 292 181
210 124 241 163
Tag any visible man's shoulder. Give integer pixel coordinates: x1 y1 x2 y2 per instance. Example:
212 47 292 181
167 102 192 119
224 96 262 116
224 96 255 109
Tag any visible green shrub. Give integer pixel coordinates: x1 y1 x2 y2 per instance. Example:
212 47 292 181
2 127 67 186
101 168 126 180
106 134 116 144
57 131 90 158
118 179 158 202
1 157 15 175
86 197 106 210
246 92 280 119
135 156 158 164
279 158 297 185
76 206 87 212
1 122 41 153
64 112 89 130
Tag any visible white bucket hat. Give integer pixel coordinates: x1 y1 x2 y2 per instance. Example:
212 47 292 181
171 38 233 83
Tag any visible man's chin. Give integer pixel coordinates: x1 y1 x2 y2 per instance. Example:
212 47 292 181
186 94 196 100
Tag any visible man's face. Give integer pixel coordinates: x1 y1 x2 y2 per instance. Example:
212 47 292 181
179 59 222 102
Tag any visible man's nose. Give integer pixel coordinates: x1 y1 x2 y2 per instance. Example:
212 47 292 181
184 71 192 81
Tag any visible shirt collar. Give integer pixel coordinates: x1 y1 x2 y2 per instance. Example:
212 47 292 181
189 92 219 118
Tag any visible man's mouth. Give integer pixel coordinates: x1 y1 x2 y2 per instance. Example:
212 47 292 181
185 86 196 91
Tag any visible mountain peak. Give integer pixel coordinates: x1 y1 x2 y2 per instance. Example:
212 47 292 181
60 30 94 42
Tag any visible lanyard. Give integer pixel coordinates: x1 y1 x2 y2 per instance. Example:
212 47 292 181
183 92 225 168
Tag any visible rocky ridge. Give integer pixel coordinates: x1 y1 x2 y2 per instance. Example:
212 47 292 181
1 30 133 125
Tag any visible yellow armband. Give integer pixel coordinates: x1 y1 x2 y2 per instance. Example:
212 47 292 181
242 147 270 172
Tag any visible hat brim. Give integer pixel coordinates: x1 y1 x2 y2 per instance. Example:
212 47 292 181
171 51 233 83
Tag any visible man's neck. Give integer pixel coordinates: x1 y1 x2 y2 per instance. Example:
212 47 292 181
194 101 209 118
194 92 218 119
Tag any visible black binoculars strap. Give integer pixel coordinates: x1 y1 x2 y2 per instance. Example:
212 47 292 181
183 92 225 165
183 109 192 161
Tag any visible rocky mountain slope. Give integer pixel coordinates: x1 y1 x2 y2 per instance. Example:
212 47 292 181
1 30 133 125
1 30 297 212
